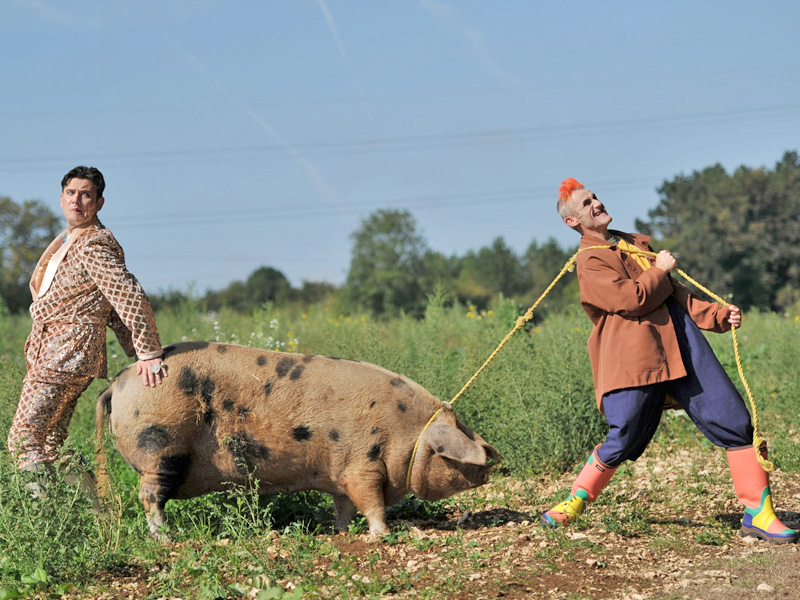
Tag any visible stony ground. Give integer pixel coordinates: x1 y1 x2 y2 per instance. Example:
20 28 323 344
67 443 800 599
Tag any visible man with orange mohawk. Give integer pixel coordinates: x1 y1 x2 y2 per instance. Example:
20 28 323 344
542 178 797 544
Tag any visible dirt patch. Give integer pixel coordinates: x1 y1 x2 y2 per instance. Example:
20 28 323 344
72 445 799 599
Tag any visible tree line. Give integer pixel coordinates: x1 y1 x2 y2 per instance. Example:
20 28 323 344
2 151 799 317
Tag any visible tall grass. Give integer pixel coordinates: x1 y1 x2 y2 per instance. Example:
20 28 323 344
0 294 798 595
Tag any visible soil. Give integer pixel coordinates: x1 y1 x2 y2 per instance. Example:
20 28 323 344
73 444 800 599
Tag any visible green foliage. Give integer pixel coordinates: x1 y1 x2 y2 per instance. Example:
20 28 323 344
0 197 61 313
344 208 431 317
206 266 292 313
636 151 800 311
523 237 580 316
0 457 117 589
455 237 531 309
1 289 799 596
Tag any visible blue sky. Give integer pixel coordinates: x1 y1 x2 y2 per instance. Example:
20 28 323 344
2 1 799 294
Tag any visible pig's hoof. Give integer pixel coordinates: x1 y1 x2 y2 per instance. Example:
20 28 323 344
366 527 391 541
153 531 172 543
149 526 172 543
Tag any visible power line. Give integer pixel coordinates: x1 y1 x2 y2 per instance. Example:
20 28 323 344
1 102 798 172
107 177 658 231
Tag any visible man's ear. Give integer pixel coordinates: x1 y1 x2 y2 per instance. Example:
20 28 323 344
96 197 105 212
564 215 579 229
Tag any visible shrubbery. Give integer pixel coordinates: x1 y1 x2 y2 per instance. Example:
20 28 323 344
0 293 798 594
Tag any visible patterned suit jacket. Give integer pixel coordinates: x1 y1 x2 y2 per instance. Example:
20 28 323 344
25 221 162 378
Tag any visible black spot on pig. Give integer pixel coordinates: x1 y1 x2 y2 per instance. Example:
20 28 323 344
155 454 191 499
264 380 274 396
222 399 235 413
178 367 199 397
302 355 315 363
257 355 267 366
200 377 216 404
227 433 271 475
390 378 406 388
369 400 377 409
237 406 250 422
371 427 380 435
138 425 172 452
293 425 312 441
217 345 229 353
329 430 340 442
289 365 305 380
368 444 382 462
397 402 407 413
276 358 296 378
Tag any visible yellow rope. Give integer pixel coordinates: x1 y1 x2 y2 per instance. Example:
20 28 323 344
405 244 772 490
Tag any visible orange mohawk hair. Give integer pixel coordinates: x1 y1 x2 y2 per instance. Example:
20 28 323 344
558 177 584 201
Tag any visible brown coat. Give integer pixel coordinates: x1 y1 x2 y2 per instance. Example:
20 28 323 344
576 230 732 411
26 222 162 379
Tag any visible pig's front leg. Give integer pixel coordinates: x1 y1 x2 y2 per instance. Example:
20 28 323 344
344 473 390 539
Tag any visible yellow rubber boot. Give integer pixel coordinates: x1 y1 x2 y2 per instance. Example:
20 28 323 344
541 446 616 528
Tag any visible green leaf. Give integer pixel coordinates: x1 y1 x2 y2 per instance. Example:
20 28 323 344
0 587 24 600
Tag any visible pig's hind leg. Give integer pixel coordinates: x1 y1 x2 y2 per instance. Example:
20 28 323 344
138 453 192 541
332 494 357 532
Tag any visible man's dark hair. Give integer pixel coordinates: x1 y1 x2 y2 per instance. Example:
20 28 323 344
61 166 105 197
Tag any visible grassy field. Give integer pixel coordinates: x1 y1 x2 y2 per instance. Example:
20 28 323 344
0 295 797 599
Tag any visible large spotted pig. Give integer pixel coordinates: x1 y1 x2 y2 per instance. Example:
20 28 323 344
96 341 499 539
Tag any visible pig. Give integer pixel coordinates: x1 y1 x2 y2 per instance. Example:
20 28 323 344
95 341 500 540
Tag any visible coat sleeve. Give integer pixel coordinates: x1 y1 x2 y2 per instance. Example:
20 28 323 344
107 308 137 357
578 251 674 317
671 279 732 333
78 233 163 360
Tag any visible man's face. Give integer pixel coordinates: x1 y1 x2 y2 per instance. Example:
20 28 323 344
564 188 612 236
60 178 104 231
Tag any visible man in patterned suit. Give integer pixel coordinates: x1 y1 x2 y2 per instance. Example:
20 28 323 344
8 166 168 472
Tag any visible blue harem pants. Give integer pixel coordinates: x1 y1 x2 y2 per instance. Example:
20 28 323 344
596 297 753 468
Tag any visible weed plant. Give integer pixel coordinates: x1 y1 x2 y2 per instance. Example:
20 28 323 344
0 295 798 596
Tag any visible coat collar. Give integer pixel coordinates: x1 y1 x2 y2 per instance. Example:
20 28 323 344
30 223 100 300
578 229 651 250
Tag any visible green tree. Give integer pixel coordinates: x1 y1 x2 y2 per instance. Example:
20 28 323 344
523 237 578 314
291 280 338 306
344 209 429 316
207 266 291 312
455 237 530 309
0 197 61 312
636 151 800 311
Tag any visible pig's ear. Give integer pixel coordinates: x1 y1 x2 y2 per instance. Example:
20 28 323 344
423 422 488 465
